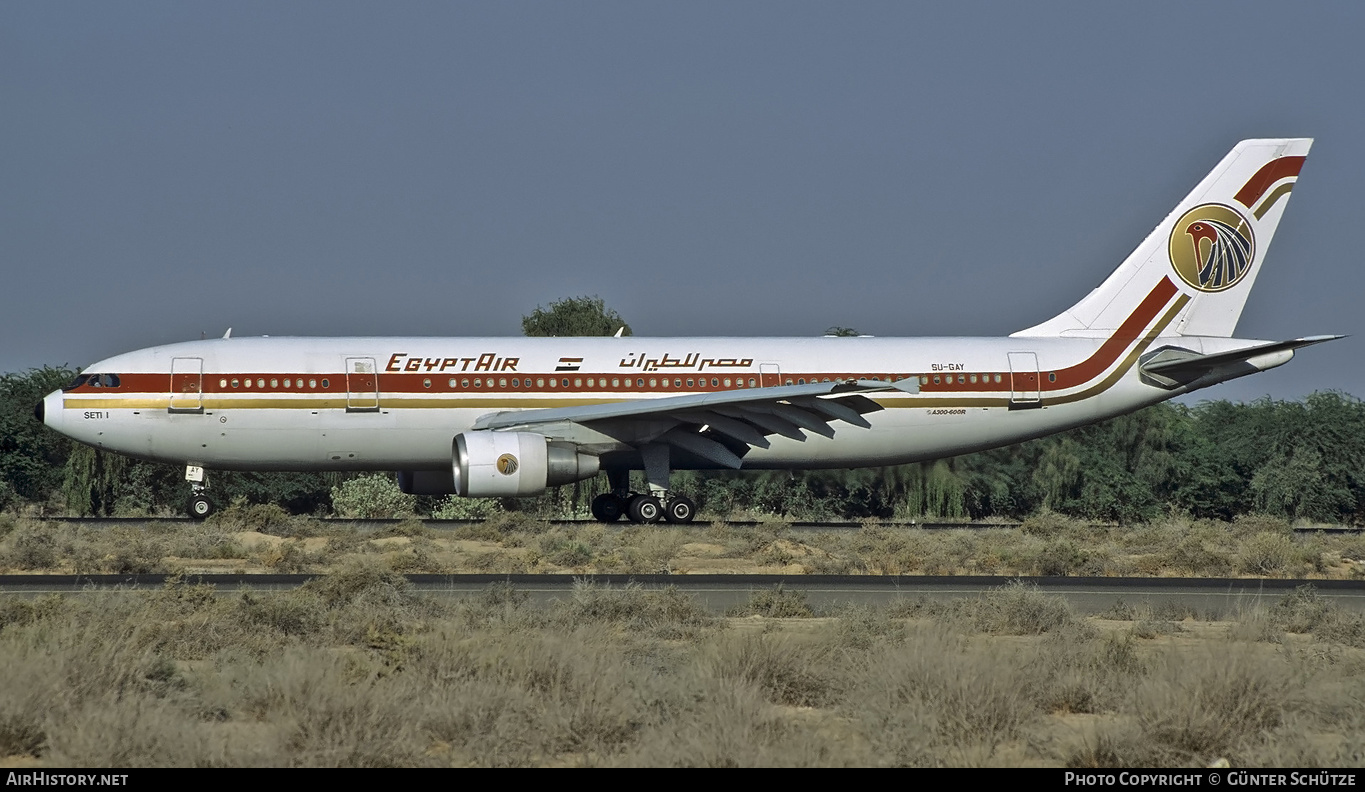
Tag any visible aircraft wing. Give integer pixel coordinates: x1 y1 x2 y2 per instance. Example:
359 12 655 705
1140 335 1344 385
472 379 910 468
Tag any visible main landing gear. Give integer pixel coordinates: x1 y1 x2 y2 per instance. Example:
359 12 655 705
185 464 215 520
591 452 696 524
590 492 696 524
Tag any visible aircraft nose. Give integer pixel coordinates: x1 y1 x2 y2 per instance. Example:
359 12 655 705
34 398 44 424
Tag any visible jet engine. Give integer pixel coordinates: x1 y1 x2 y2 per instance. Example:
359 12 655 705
452 431 599 497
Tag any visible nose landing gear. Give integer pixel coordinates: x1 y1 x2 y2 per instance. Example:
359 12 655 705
184 464 214 520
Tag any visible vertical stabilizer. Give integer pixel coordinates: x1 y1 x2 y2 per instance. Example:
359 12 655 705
1013 138 1312 339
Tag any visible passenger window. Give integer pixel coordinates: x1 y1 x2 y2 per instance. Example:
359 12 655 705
649 378 657 387
512 378 520 388
784 379 793 386
933 375 940 384
994 374 1003 384
537 378 545 387
450 379 458 388
587 378 594 388
957 374 964 384
232 379 240 388
220 379 228 388
321 379 329 388
487 378 495 388
499 378 507 388
612 378 620 387
1048 372 1057 382
474 379 482 388
970 374 977 384
713 378 720 387
687 379 694 388
309 379 317 388
244 379 252 389
635 378 644 388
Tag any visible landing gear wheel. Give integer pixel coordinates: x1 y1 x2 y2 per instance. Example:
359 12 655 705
663 496 696 524
189 495 214 520
591 493 625 522
627 494 663 524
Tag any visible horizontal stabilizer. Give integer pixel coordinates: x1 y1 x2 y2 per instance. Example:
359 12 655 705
1140 335 1343 386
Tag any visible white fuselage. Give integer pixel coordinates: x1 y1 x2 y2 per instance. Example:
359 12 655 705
40 327 1266 474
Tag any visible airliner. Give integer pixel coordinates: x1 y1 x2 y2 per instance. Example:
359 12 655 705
37 138 1340 523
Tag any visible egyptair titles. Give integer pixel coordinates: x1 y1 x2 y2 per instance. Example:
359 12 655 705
384 350 756 374
386 353 519 373
618 352 754 372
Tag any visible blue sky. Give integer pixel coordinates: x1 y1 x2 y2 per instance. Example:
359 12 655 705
3 2 1360 403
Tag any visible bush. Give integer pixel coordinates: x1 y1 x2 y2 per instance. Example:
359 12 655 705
1238 532 1296 576
549 582 715 638
2 523 59 570
482 511 545 535
1134 648 1291 764
331 475 416 519
431 496 503 520
703 632 839 707
1266 585 1365 647
728 585 813 618
1020 510 1087 538
1034 539 1085 576
972 581 1095 637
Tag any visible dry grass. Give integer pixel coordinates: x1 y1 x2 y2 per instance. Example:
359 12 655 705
4 513 1361 579
2 577 1364 767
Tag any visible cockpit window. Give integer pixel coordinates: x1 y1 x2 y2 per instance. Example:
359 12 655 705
64 373 120 391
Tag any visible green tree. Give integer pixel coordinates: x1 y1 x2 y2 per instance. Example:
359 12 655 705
824 326 861 337
0 366 76 505
522 296 632 337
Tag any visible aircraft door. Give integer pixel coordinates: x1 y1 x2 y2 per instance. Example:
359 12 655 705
1007 352 1041 406
168 357 204 413
760 363 782 388
345 357 380 413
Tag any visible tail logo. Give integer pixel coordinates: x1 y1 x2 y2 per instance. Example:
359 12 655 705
1169 203 1256 292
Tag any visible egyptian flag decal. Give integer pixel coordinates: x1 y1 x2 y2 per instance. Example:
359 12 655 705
555 357 583 372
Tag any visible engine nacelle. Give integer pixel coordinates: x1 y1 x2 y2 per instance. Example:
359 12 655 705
452 431 600 497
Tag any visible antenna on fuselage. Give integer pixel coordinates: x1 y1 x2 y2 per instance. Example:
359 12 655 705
614 327 625 338
223 327 232 339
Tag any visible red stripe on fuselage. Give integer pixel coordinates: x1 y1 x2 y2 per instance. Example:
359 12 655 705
1043 276 1177 390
